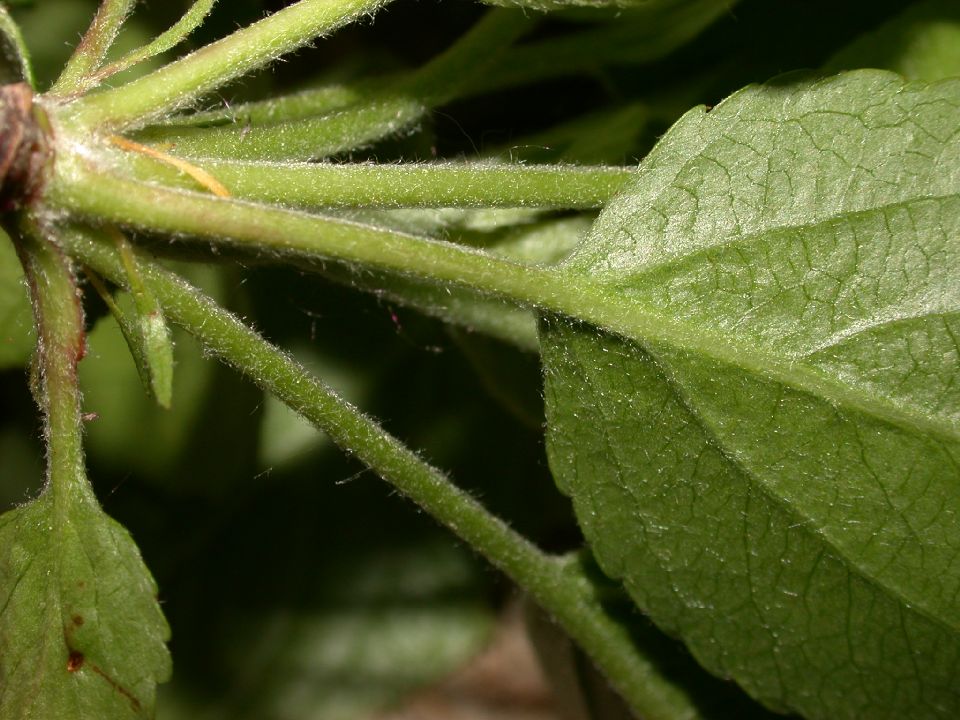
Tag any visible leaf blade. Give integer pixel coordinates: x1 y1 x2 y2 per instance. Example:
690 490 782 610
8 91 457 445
541 70 960 719
0 488 171 719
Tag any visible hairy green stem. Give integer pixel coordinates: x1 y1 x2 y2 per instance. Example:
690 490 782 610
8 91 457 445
133 8 533 161
48 153 748 370
64 226 704 720
52 155 574 301
49 157 955 446
157 82 372 128
14 227 90 512
51 0 136 95
92 0 219 86
119 153 632 208
67 0 392 129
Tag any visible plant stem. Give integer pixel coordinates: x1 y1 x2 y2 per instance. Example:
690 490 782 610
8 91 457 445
51 0 136 95
49 152 725 364
91 0 218 87
52 155 575 303
132 8 534 161
156 82 372 127
64 225 706 720
14 226 90 512
67 0 393 129
118 153 632 208
50 157 954 445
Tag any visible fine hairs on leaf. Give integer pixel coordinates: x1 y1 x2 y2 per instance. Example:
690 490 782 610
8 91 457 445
0 1 957 720
542 71 960 719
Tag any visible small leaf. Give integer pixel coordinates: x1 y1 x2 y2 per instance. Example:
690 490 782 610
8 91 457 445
0 485 171 718
541 71 960 719
88 232 175 408
91 280 174 409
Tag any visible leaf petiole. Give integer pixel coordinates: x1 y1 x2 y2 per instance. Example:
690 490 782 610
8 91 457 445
116 153 630 209
91 0 219 88
132 8 535 161
14 227 88 507
51 0 137 95
67 0 395 130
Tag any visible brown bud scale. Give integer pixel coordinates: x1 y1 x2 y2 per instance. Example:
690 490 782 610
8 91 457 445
0 83 50 211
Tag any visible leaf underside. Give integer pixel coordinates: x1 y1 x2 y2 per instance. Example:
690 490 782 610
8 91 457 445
0 487 170 719
541 70 960 719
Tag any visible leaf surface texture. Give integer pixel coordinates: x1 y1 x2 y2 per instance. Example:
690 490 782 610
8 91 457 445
541 70 960 719
0 485 170 718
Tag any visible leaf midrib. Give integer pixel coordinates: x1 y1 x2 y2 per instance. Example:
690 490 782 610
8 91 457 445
554 192 960 446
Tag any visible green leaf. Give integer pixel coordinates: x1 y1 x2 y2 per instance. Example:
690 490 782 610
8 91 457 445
0 486 171 718
541 70 960 719
103 288 174 409
111 235 175 409
0 234 34 369
824 0 960 82
525 552 780 720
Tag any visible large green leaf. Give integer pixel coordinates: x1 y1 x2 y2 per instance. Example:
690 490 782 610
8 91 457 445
541 70 960 719
0 485 170 718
